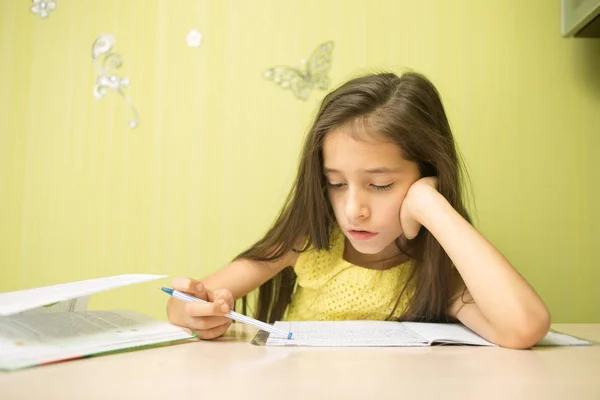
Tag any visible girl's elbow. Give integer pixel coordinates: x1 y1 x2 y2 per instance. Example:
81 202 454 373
497 309 552 350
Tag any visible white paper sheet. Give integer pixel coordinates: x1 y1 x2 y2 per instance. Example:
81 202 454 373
265 321 592 347
402 322 495 346
267 321 429 346
0 274 167 316
535 331 592 346
17 297 90 315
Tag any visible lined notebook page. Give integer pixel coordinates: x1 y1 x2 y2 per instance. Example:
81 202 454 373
267 321 429 347
402 322 496 346
536 331 592 346
264 321 592 348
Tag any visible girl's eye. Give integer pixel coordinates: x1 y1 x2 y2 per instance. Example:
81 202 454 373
372 184 393 191
327 182 345 188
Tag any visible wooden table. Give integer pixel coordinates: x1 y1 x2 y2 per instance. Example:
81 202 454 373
1 324 598 399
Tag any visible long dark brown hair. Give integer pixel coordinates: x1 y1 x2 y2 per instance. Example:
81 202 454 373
236 71 471 323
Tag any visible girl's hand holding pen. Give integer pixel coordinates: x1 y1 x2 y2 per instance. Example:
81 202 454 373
168 277 234 340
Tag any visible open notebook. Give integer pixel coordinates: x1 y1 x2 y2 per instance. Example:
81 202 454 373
0 274 194 371
257 321 592 347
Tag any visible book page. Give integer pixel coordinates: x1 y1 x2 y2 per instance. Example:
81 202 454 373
266 321 429 347
18 297 89 315
0 310 194 371
262 321 592 348
404 323 593 347
403 322 496 346
0 274 166 316
1 310 150 341
535 331 592 346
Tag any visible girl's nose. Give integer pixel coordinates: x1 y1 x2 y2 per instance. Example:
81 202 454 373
344 189 370 221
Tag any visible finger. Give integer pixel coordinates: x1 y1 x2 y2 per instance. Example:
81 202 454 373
185 315 232 331
185 299 230 317
193 282 210 301
208 289 234 308
404 223 421 240
171 277 209 300
171 277 200 293
195 321 233 340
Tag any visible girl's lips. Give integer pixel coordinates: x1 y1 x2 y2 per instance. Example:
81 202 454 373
348 230 378 241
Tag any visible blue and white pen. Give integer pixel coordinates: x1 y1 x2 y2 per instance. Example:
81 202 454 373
161 287 293 339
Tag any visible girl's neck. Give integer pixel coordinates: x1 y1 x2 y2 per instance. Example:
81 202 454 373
342 238 411 270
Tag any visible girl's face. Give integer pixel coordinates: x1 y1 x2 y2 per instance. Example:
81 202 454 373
322 126 421 260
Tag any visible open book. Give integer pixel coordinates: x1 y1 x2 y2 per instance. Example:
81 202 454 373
260 321 592 347
0 274 194 371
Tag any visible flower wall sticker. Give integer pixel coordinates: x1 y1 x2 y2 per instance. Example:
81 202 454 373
186 30 203 47
30 0 56 19
263 41 334 101
92 34 140 129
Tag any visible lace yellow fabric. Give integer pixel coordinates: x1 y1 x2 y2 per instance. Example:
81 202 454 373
285 226 413 321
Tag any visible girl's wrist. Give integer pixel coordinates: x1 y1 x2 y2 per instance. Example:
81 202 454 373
410 184 452 229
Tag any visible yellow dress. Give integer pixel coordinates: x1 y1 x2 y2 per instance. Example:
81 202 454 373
285 226 413 321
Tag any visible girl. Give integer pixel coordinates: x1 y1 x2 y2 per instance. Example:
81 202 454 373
167 71 550 349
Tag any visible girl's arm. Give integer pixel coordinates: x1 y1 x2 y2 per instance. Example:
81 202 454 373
403 179 551 349
167 249 300 327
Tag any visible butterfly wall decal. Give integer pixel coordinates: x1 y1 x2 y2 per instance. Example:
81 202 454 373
262 41 334 101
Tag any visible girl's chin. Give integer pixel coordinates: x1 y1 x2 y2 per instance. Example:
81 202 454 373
348 241 386 255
